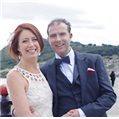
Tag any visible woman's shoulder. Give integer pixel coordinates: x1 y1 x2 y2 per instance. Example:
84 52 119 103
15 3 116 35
7 68 22 84
7 68 19 78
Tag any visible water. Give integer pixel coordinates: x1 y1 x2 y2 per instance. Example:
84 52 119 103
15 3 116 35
0 78 7 85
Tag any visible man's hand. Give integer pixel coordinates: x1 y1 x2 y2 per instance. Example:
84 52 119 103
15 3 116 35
62 113 71 117
12 108 16 117
68 109 80 117
12 107 34 117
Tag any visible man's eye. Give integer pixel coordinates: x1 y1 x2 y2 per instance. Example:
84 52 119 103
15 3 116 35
60 33 65 35
50 34 56 38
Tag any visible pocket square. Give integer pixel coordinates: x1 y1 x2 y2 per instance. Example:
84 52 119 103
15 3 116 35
87 68 95 76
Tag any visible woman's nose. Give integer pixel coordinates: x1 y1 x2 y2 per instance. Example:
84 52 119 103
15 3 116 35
29 40 34 46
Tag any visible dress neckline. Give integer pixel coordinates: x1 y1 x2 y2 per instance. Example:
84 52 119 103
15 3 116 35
15 65 41 75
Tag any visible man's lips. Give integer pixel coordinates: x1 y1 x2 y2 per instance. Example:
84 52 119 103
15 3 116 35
55 42 64 47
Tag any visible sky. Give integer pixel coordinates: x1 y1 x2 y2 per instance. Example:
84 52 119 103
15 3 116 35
0 0 119 50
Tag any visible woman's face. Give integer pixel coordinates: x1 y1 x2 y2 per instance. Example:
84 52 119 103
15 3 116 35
17 29 41 60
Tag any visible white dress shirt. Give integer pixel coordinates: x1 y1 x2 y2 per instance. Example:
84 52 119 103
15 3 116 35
55 48 74 83
55 48 86 117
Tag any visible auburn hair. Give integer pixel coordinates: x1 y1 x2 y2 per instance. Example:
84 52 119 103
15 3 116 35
8 23 44 61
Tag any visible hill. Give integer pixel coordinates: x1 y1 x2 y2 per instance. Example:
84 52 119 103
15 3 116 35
0 39 119 73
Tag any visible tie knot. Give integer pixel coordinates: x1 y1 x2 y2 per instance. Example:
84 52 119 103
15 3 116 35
55 56 70 65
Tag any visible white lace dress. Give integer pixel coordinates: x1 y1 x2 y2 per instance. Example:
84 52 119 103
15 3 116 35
11 66 53 117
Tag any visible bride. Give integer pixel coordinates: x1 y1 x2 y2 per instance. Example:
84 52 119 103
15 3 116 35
6 23 69 117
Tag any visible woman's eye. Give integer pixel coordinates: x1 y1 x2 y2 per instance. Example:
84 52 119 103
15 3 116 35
32 38 38 41
22 40 27 43
33 38 38 41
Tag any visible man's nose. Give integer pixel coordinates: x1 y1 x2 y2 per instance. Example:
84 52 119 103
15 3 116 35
56 35 61 42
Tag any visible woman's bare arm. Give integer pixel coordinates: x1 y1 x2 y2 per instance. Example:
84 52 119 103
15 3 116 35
7 71 41 117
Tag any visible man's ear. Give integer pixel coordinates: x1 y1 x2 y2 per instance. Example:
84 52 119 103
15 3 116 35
47 37 50 42
70 33 73 39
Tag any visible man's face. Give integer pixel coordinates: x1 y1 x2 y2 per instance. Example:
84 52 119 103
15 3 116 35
47 22 72 57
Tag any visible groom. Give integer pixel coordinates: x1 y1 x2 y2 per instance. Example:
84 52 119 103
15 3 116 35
40 18 116 117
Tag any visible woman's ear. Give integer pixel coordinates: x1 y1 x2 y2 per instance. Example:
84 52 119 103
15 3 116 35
17 45 20 52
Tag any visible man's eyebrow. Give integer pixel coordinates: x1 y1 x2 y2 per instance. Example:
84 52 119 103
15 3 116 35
49 33 56 35
60 32 66 34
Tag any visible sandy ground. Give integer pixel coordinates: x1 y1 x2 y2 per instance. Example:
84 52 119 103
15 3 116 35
107 77 119 117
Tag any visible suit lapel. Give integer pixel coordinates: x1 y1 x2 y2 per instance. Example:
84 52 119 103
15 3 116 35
74 51 88 105
46 59 58 105
73 61 79 83
47 51 88 109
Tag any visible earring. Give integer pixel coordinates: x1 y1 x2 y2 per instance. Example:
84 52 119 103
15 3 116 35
17 51 21 60
18 55 21 60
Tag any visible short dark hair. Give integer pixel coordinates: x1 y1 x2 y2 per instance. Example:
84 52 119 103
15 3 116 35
47 18 71 36
8 23 44 61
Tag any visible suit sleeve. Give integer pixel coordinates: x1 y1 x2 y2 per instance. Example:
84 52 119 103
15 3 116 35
81 55 116 117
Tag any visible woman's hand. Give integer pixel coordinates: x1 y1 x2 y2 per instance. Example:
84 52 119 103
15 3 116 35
29 107 34 114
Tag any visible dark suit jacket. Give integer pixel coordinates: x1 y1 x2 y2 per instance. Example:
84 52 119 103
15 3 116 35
40 51 116 117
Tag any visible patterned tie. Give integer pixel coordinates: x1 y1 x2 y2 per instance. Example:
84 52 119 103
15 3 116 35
55 56 70 65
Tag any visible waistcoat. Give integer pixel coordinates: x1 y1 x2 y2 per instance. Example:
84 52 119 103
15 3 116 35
56 62 81 116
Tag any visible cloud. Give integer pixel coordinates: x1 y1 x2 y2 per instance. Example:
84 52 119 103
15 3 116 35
3 1 106 32
2 2 93 27
0 0 119 50
2 2 83 19
0 2 1 18
73 24 105 30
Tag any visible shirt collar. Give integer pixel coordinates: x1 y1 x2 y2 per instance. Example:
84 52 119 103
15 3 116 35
55 48 74 66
